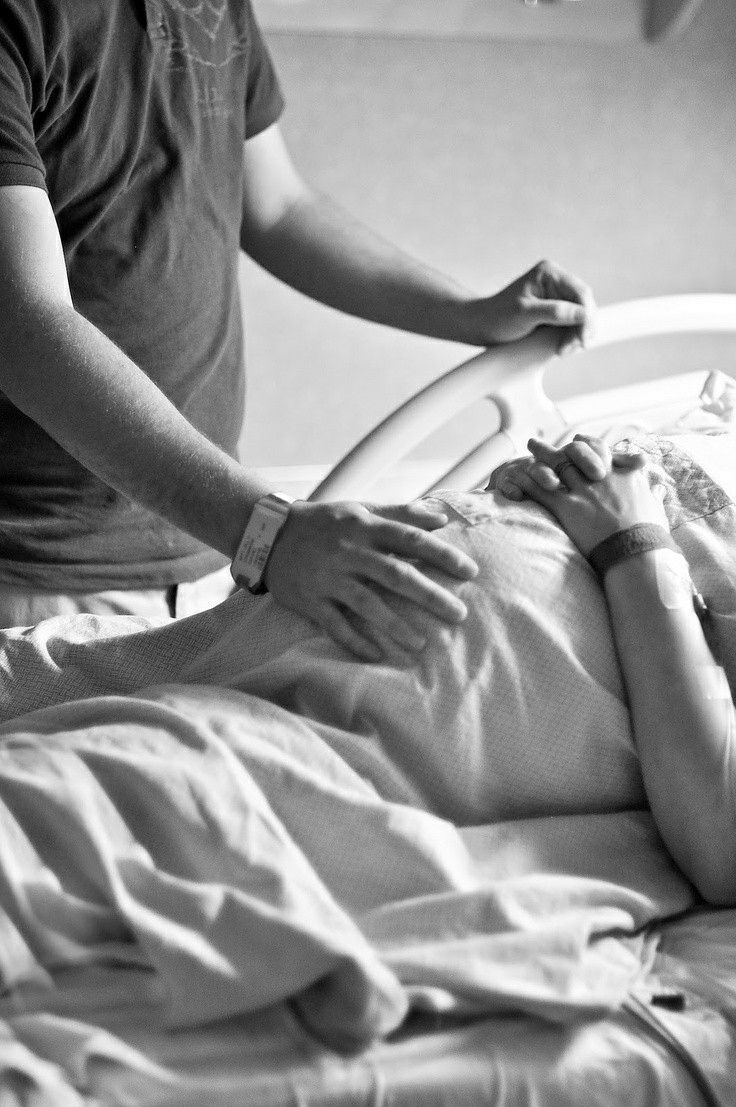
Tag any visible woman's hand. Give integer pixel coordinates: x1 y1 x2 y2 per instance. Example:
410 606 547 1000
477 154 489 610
488 434 614 501
492 434 670 557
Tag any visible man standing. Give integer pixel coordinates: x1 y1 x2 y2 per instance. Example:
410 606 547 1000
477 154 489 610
0 0 594 661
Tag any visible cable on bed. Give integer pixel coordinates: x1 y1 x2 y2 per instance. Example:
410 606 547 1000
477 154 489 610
624 993 725 1107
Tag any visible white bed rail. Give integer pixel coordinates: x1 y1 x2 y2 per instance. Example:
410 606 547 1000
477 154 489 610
309 294 736 502
591 295 736 346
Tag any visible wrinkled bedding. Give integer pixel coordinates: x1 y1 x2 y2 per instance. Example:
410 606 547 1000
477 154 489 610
0 432 734 1099
0 701 695 1097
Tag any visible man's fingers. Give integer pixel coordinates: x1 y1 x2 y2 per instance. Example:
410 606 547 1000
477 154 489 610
350 545 468 624
267 500 476 661
378 501 449 530
521 297 587 329
317 602 383 662
332 576 427 651
370 517 478 582
557 329 583 357
341 606 422 667
535 262 596 345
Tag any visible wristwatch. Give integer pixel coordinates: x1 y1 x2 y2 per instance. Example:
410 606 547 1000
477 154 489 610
230 493 295 594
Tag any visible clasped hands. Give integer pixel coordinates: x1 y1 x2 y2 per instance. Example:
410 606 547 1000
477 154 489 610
488 433 671 557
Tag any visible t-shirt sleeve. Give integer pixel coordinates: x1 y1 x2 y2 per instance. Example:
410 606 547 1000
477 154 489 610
244 3 285 139
0 4 46 189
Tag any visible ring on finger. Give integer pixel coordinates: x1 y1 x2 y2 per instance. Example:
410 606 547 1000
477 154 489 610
552 458 577 482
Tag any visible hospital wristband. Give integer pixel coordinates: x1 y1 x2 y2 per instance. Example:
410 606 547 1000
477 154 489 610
231 493 295 595
589 524 719 662
587 524 679 580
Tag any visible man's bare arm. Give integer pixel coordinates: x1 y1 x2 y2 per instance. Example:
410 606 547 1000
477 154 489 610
0 184 266 558
0 184 477 660
240 124 595 352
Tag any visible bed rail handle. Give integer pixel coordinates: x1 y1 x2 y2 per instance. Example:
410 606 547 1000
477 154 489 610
309 326 563 502
308 294 736 503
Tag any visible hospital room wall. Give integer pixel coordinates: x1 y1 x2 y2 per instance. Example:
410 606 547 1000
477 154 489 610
239 0 736 469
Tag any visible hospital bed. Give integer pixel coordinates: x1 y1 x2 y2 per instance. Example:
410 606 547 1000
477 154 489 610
0 294 735 1106
308 293 736 504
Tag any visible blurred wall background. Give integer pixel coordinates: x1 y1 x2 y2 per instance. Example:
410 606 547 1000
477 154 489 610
239 0 736 470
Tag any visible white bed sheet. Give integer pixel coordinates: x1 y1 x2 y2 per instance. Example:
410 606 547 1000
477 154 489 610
2 903 734 1106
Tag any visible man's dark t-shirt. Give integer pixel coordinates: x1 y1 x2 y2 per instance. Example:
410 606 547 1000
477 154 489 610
0 0 284 590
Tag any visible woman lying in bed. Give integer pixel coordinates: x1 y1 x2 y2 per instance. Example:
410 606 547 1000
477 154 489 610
0 431 734 908
488 431 736 906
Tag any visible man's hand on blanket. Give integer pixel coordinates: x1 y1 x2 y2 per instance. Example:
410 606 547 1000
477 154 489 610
466 260 596 355
264 499 478 662
501 435 669 557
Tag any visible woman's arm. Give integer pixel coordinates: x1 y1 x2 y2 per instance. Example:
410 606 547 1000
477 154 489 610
504 437 736 905
603 546 736 904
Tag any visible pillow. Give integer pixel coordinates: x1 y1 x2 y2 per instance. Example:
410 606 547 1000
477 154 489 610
671 431 736 501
